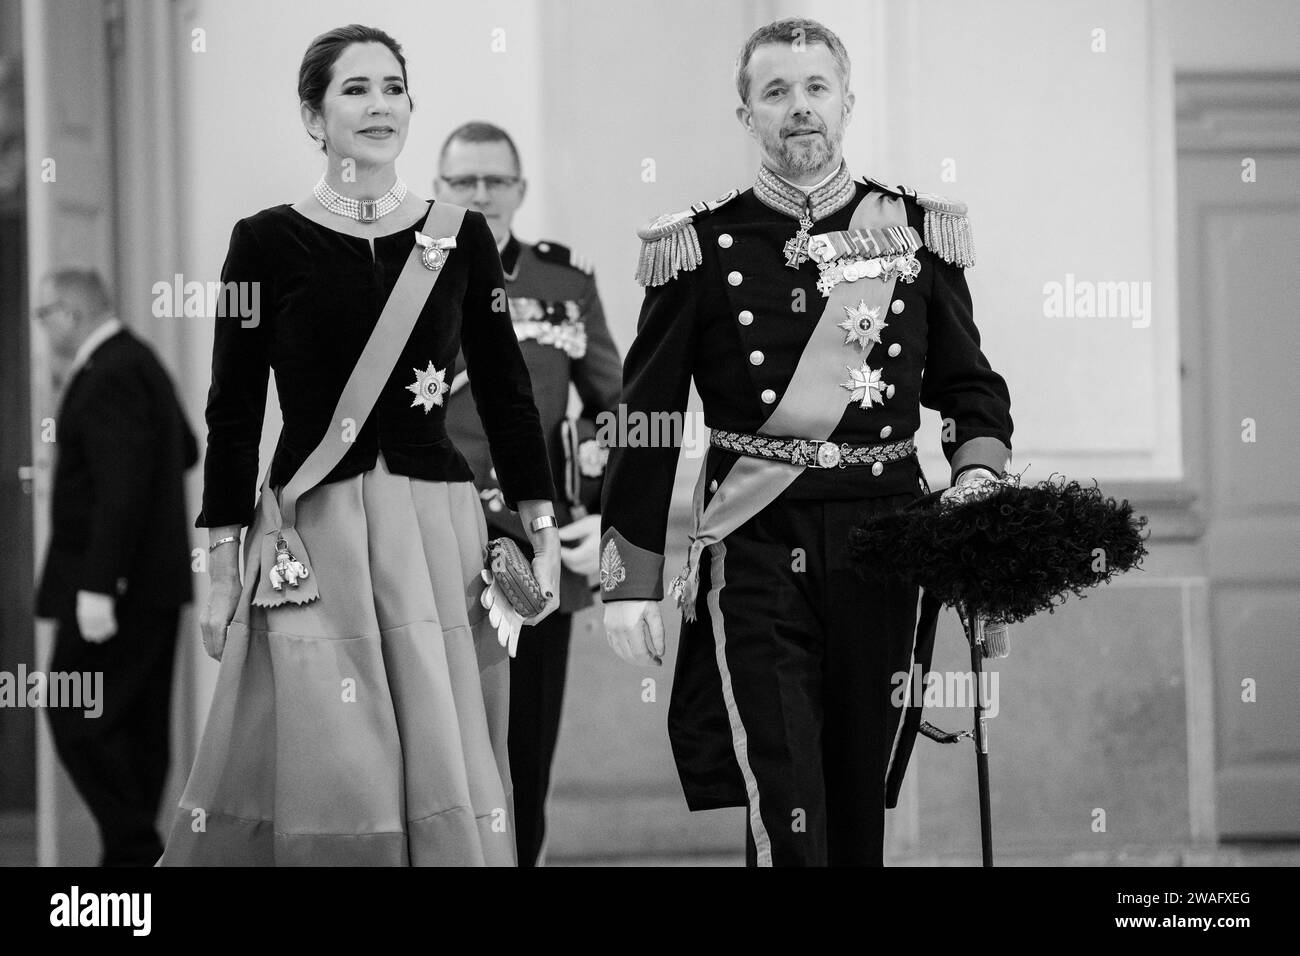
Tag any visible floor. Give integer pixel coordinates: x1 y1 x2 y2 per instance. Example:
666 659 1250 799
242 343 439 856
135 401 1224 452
6 810 1298 867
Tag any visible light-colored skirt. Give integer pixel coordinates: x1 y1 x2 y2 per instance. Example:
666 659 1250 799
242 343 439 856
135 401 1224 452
159 454 515 866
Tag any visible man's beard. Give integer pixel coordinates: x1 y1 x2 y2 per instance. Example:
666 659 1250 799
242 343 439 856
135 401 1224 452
760 123 843 177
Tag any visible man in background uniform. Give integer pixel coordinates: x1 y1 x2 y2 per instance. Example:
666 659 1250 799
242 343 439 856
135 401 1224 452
600 19 1013 866
437 122 623 866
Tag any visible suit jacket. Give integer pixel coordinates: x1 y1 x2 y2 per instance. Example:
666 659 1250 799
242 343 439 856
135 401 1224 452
444 235 623 613
36 327 199 617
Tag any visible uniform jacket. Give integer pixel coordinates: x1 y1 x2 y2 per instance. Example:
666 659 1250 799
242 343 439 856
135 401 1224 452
600 172 1013 601
36 327 198 616
198 202 555 529
444 235 622 613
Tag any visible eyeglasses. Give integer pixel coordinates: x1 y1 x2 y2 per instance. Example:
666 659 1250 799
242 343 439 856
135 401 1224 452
439 174 521 195
33 302 68 322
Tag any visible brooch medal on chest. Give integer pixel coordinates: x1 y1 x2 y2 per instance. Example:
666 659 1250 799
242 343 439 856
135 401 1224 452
414 231 457 271
407 361 450 412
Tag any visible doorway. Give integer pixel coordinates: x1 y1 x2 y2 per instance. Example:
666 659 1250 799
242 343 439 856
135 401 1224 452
1176 72 1300 838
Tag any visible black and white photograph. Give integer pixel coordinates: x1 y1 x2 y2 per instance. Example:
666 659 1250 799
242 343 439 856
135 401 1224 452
0 0 1294 932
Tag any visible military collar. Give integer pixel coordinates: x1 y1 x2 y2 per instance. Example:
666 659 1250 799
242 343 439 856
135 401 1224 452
501 233 522 279
754 160 855 222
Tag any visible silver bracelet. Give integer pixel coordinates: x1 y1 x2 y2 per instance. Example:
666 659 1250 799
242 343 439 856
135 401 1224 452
208 534 239 552
529 515 557 533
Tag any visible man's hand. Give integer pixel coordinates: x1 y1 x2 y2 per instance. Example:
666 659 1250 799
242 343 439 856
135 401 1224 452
76 590 117 643
557 514 602 576
940 467 1001 509
603 599 665 667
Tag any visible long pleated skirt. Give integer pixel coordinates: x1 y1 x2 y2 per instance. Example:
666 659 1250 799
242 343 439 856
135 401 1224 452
159 455 515 866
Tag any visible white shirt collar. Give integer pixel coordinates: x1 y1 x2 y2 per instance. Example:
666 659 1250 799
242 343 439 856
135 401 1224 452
772 163 845 195
69 318 123 378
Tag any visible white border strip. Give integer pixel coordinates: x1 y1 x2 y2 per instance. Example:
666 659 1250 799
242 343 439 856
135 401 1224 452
706 542 773 867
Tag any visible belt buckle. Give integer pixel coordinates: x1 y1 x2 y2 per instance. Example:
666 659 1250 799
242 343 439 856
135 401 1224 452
811 440 841 469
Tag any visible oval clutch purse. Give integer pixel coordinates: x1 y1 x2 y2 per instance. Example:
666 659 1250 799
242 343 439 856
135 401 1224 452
484 537 548 618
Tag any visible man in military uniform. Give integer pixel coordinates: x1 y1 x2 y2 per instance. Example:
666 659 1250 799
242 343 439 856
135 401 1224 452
437 122 623 866
600 19 1013 866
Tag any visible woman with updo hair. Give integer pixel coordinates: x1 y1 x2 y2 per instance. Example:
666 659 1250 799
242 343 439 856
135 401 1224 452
159 24 561 866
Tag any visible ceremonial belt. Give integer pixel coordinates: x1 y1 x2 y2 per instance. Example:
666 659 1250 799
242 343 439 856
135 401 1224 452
671 190 908 620
709 428 915 470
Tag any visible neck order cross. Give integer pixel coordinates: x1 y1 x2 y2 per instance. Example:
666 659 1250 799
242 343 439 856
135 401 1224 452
754 162 855 269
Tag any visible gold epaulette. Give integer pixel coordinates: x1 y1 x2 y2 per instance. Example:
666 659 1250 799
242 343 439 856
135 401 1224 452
634 189 739 287
916 191 975 268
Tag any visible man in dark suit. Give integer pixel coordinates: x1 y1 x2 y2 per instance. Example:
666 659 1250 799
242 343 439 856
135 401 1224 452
33 268 198 866
437 122 623 866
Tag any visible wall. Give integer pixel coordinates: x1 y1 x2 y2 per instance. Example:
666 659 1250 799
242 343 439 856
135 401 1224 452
160 0 1300 860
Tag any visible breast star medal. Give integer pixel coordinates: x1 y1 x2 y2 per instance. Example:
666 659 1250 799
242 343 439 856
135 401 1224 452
414 231 457 271
840 362 894 409
784 214 814 269
839 300 888 352
406 361 450 412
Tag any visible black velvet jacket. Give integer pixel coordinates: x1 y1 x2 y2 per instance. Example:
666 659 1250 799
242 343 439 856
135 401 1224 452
198 201 555 528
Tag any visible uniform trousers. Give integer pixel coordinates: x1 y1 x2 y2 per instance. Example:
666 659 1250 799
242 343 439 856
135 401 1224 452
46 603 179 866
669 492 920 866
508 608 572 866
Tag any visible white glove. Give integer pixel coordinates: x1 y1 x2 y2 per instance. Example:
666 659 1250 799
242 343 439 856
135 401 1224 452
940 467 1002 509
479 569 525 658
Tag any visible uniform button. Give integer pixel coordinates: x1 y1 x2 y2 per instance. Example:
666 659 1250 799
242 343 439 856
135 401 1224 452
738 310 754 325
537 242 550 253
886 384 896 399
891 300 905 314
709 479 719 492
879 425 893 439
749 350 765 366
115 577 129 595
871 462 884 477
888 343 901 357
761 389 777 404
728 271 743 286
718 233 733 248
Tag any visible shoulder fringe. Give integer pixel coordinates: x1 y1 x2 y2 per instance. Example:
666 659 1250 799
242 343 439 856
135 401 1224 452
917 192 975 268
633 190 738 287
634 214 702 287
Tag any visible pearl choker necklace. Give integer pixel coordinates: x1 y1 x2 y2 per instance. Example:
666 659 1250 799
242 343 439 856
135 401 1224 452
313 176 408 223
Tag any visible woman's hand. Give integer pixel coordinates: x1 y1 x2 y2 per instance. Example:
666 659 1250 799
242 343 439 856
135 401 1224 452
202 531 242 661
517 501 561 629
202 574 241 661
526 540 562 626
